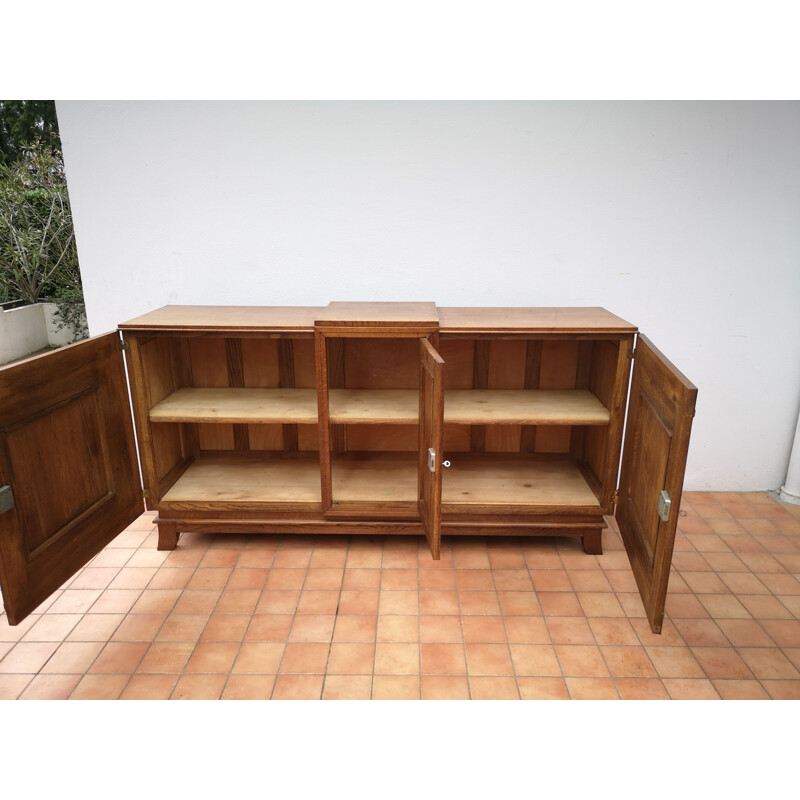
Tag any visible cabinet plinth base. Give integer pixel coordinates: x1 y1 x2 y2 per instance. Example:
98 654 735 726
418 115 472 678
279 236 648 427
153 514 606 555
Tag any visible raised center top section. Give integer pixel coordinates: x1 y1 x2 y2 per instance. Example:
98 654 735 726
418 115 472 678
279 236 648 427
314 301 439 328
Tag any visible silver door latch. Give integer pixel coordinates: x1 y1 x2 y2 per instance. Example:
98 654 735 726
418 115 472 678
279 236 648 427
427 449 451 472
657 490 671 523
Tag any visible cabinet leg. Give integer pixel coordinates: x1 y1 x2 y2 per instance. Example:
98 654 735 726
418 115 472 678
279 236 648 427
157 522 180 551
582 530 603 555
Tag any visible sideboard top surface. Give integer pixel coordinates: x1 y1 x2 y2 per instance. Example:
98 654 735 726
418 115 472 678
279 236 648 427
119 303 637 335
119 305 323 332
437 306 638 334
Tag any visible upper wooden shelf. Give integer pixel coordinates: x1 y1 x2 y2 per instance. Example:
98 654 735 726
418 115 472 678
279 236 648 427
445 389 610 425
150 388 318 423
150 387 611 426
328 388 610 425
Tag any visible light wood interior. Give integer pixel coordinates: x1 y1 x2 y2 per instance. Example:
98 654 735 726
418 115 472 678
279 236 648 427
134 319 623 514
330 451 600 507
150 388 318 423
161 454 321 504
325 388 610 425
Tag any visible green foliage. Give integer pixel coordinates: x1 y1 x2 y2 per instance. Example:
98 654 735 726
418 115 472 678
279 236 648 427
0 133 88 341
51 285 89 340
0 101 60 168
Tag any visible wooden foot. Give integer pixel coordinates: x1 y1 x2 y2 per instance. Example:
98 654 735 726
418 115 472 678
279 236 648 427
582 530 603 555
157 522 179 550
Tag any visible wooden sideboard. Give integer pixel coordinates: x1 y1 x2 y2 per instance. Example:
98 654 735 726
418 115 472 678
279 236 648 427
0 303 696 632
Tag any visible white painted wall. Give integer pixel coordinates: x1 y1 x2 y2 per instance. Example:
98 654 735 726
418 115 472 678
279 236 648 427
56 101 800 491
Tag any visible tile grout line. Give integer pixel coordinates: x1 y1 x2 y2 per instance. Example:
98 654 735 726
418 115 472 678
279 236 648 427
489 537 523 700
268 536 315 700
214 534 279 700
319 534 353 700
450 540 472 701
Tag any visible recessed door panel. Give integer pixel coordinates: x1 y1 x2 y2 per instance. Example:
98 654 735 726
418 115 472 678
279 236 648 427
617 335 697 634
0 333 141 625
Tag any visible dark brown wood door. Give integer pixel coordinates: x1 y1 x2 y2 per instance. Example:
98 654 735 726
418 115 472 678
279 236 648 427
616 334 697 634
0 333 142 625
418 339 444 559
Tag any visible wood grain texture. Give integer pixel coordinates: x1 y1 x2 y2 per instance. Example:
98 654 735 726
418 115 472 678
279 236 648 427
149 388 319 423
326 451 600 509
315 301 438 326
616 334 697 634
437 306 638 334
119 305 321 332
485 339 527 452
419 339 444 559
161 453 322 504
0 333 141 625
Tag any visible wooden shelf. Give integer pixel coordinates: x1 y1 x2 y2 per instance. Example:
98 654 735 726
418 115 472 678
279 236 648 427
442 453 600 508
149 388 318 424
332 452 418 503
150 388 609 427
330 451 600 508
161 454 321 504
445 389 610 425
327 388 610 425
329 389 417 424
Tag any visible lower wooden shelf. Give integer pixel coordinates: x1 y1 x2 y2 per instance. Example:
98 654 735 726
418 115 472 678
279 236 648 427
331 451 600 508
159 451 600 511
161 453 321 504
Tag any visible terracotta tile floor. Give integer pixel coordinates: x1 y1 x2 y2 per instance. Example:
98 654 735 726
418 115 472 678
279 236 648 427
1 491 799 700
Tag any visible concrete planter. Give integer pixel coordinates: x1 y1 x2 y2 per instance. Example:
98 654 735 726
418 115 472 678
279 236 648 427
0 302 86 365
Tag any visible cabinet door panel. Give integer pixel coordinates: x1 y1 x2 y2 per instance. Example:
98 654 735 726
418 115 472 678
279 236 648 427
418 340 444 559
0 333 141 624
617 335 697 633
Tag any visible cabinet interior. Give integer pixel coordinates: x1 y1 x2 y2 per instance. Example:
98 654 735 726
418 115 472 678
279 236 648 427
135 332 622 511
138 334 321 505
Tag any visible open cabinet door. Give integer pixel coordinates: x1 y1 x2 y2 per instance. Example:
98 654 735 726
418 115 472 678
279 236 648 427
0 333 142 625
418 339 444 559
617 335 697 633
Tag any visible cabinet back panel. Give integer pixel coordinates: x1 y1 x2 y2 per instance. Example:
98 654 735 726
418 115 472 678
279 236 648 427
444 424 471 452
485 339 526 452
345 423 418 451
246 423 319 451
241 339 280 387
344 339 418 389
539 340 579 389
437 339 474 389
189 339 235 449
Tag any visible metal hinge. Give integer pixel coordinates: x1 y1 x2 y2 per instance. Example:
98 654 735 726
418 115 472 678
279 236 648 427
119 337 129 351
0 485 14 514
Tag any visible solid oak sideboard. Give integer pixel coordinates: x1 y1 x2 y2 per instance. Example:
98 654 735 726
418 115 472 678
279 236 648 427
0 303 696 633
